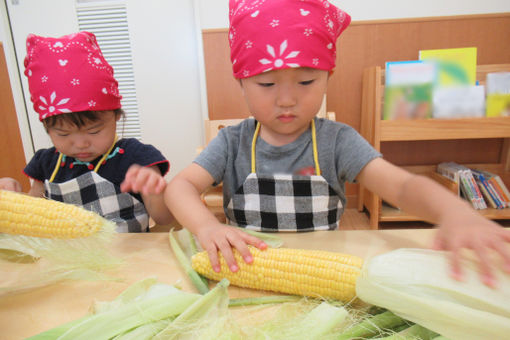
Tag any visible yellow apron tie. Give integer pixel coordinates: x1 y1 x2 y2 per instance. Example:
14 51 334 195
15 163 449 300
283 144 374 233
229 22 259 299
251 120 321 176
49 135 118 183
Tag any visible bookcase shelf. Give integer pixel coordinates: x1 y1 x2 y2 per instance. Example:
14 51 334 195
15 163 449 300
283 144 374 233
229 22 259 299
358 64 510 229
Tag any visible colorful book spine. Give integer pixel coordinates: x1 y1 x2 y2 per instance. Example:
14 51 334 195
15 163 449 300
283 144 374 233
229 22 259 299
471 170 503 209
466 171 487 209
476 179 497 209
490 177 510 208
459 171 479 209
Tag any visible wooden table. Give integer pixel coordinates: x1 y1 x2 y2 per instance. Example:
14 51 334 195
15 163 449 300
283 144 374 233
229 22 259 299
0 229 436 339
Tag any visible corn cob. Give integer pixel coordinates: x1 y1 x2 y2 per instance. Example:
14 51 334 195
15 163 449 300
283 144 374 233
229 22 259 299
0 190 109 239
191 246 363 302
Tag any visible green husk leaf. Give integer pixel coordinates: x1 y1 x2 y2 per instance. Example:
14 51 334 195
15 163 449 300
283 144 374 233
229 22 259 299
184 228 199 255
91 277 159 314
0 220 122 295
229 295 301 307
373 324 438 340
54 285 200 340
337 310 409 340
153 278 231 340
249 300 348 340
112 319 170 340
169 229 209 294
356 248 510 340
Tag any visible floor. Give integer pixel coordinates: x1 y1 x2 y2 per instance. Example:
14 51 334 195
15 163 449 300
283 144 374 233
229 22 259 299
152 208 510 232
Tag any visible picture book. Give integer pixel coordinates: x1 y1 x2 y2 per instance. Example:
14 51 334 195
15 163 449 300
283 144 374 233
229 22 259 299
383 61 435 120
486 72 510 117
419 47 477 86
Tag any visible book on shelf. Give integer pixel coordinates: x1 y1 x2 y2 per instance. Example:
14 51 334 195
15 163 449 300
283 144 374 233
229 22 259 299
383 61 435 120
486 72 510 117
419 47 477 86
436 162 487 210
471 169 510 208
470 169 505 209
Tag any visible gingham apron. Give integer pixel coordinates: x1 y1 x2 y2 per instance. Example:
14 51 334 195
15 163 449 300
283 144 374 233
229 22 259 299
44 138 149 233
226 120 342 231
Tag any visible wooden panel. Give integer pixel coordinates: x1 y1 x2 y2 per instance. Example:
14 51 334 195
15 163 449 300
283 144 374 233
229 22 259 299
380 117 510 141
0 43 30 192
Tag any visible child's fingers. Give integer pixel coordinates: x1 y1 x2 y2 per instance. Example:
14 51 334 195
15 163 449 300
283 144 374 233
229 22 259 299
240 232 267 251
448 246 463 282
205 244 221 273
142 175 160 195
216 239 239 273
227 233 253 264
473 244 496 288
492 238 510 274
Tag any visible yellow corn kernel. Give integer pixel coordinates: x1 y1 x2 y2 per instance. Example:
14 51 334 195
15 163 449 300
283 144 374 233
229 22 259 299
191 246 363 302
0 190 107 239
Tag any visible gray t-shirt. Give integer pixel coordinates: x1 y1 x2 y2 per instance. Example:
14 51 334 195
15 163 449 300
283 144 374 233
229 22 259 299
195 117 381 214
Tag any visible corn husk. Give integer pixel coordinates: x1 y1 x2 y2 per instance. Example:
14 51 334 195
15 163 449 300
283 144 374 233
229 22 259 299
356 248 510 340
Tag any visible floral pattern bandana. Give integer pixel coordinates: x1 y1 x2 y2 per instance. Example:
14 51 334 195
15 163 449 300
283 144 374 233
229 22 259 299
24 31 122 121
229 0 351 79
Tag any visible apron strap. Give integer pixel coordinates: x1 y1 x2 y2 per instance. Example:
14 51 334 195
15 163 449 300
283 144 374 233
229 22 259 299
49 135 118 183
251 120 321 176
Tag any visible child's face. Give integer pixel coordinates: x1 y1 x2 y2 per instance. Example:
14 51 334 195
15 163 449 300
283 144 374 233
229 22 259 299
240 67 328 145
47 111 120 162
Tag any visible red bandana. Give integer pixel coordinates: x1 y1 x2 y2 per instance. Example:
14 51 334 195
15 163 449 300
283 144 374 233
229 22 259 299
229 0 351 79
24 31 122 121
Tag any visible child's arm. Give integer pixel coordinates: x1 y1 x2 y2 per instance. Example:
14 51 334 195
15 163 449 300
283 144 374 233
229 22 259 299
0 177 45 198
164 163 266 273
120 164 174 225
0 177 23 192
357 157 510 287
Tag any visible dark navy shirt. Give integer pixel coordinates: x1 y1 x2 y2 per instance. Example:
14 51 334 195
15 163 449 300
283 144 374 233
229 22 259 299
24 138 169 203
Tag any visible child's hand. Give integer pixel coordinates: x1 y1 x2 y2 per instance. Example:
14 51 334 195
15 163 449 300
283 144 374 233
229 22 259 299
434 212 510 287
195 223 267 273
120 164 166 196
0 178 22 192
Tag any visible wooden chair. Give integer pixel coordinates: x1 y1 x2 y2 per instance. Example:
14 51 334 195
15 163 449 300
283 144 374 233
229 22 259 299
200 95 337 218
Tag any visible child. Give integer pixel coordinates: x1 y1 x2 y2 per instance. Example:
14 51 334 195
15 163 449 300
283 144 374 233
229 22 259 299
0 31 173 232
165 0 510 285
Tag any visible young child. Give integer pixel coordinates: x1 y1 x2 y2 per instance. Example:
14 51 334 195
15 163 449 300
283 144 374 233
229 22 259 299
0 31 173 232
165 0 510 285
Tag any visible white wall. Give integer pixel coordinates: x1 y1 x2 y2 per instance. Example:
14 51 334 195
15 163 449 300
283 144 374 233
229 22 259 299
198 0 510 29
1 1 509 179
0 0 203 178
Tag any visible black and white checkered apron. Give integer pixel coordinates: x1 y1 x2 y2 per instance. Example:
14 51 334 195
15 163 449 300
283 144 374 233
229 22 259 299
226 120 342 231
44 140 149 233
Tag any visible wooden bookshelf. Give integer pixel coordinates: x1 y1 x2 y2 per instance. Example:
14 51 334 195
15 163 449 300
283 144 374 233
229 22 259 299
358 64 510 229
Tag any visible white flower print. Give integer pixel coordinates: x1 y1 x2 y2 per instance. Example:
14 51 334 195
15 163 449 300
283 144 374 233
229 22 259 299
304 28 313 36
70 78 80 86
312 58 319 66
88 100 96 107
269 19 279 27
41 75 48 83
259 40 300 71
38 92 71 119
243 70 250 77
93 57 102 65
245 40 253 49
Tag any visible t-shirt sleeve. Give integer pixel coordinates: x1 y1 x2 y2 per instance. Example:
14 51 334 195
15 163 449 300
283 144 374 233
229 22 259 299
23 148 57 182
125 139 170 176
193 129 229 185
335 125 381 183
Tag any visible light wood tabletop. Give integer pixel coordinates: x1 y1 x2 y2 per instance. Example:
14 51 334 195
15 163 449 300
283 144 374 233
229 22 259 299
0 229 437 339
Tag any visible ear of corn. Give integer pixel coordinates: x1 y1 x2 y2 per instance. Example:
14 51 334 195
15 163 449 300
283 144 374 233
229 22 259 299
191 246 363 302
0 190 108 239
